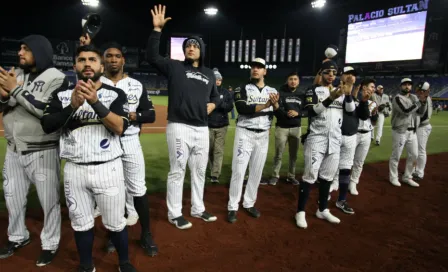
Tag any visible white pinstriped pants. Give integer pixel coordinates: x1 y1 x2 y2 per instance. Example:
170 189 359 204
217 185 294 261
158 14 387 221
3 148 61 250
166 122 209 219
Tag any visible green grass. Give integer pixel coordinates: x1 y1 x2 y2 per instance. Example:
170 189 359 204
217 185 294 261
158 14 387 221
1 96 447 211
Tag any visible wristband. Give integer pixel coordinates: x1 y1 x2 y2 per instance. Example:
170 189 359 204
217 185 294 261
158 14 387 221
91 100 110 119
322 97 333 107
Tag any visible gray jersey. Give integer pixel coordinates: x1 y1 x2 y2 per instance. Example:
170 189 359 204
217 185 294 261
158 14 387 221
0 67 67 152
391 93 425 133
372 93 391 115
234 83 278 131
45 83 129 163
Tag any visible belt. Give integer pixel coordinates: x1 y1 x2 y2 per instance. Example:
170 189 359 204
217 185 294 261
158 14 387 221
358 130 371 134
407 128 415 131
244 127 267 133
76 161 108 166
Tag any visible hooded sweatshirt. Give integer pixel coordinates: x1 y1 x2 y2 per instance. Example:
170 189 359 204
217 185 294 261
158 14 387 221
146 30 220 126
0 35 68 153
274 84 303 128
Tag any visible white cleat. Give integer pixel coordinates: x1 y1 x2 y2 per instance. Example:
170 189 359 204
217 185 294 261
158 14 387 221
126 214 139 226
316 209 341 224
349 182 359 195
295 212 308 229
390 180 401 187
94 207 101 218
402 179 419 187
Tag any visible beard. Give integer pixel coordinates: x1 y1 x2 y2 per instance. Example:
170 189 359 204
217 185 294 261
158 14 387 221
76 69 102 82
18 63 34 73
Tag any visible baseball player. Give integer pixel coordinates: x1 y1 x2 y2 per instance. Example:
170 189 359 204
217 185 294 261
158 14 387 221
413 82 432 181
371 85 391 145
329 69 371 215
334 78 376 214
265 71 302 186
227 57 279 223
208 68 233 183
147 5 220 229
41 45 137 272
0 35 66 266
349 82 379 196
295 60 355 229
80 36 158 256
389 78 427 188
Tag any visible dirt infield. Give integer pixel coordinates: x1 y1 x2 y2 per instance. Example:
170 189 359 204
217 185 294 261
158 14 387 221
0 105 168 136
1 153 447 271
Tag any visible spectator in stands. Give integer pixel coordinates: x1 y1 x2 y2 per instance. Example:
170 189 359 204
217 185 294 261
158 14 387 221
208 69 234 183
228 86 235 119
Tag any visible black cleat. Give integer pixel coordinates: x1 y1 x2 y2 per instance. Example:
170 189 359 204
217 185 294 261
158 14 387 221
245 207 261 218
227 211 237 223
105 239 116 253
0 238 31 259
210 176 219 183
78 265 96 272
119 262 137 272
36 249 57 267
140 233 158 257
336 200 355 215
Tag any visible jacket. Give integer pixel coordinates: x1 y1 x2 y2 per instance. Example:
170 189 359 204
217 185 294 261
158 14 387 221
146 30 220 127
372 92 391 116
419 96 432 127
341 96 370 136
0 35 67 153
274 84 302 128
391 93 425 133
208 86 233 128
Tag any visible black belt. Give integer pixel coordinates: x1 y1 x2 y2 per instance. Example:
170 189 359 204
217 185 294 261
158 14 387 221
358 130 371 134
244 127 267 133
76 161 108 166
407 128 415 131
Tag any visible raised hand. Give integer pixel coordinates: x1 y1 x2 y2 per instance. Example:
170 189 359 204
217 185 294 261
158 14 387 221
340 81 352 95
71 83 85 109
361 89 372 102
330 86 343 100
151 4 172 31
79 33 91 46
79 79 98 105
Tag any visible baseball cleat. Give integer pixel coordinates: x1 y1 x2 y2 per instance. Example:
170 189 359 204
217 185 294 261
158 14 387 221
390 180 401 187
105 239 116 253
126 214 139 226
36 249 57 267
316 209 341 224
118 262 137 272
286 177 300 185
192 211 217 222
402 179 419 187
412 173 423 182
210 176 219 183
260 179 268 185
295 212 307 229
336 200 355 215
348 182 359 195
268 177 278 186
227 211 237 223
140 233 158 257
0 238 31 259
78 265 96 272
169 216 193 230
245 207 261 218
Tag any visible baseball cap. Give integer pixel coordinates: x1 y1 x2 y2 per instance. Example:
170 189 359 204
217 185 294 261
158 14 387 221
401 78 413 85
417 81 430 91
321 60 338 71
342 66 357 76
377 85 384 89
250 57 266 68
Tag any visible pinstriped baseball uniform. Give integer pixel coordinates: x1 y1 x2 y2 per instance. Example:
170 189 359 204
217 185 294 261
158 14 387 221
302 85 355 184
42 83 129 232
415 96 432 178
371 92 391 143
1 66 67 252
100 76 155 218
351 100 378 185
228 83 277 211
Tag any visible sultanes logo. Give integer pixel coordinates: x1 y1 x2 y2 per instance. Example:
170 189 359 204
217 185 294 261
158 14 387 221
185 71 209 84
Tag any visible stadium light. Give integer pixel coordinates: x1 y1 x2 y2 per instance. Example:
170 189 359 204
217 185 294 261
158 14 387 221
82 0 99 7
273 65 277 69
240 65 244 69
204 7 218 16
311 0 326 8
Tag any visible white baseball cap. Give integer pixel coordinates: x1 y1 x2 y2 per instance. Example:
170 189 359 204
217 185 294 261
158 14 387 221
250 57 266 68
342 66 357 76
401 78 413 85
417 81 430 91
377 85 384 89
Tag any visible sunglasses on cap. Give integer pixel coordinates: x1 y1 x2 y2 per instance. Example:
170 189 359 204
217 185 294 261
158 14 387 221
322 69 337 75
